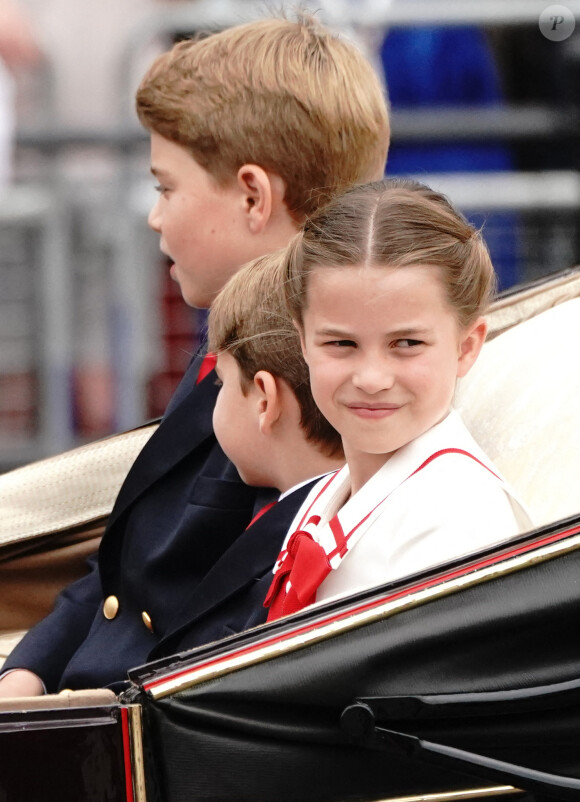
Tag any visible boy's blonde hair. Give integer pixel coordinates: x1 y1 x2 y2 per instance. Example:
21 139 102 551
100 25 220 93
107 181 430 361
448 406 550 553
285 178 496 329
136 15 389 220
208 251 343 458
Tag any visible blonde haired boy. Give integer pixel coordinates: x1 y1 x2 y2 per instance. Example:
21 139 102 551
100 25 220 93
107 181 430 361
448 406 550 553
138 15 389 309
0 14 388 695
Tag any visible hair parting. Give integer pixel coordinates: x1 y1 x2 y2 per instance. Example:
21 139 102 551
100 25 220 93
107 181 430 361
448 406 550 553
283 178 496 330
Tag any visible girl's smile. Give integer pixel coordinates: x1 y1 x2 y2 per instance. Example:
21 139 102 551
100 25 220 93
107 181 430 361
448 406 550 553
345 403 400 419
299 263 486 493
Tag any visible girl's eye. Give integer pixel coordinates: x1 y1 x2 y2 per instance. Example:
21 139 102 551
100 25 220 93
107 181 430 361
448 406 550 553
154 184 169 195
395 338 423 349
214 377 223 388
325 339 356 348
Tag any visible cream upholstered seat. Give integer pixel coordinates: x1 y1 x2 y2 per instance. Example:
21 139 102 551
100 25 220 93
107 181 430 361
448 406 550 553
456 297 580 527
0 422 158 667
0 687 117 711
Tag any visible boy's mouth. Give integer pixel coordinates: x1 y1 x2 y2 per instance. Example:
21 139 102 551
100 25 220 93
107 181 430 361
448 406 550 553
160 245 174 267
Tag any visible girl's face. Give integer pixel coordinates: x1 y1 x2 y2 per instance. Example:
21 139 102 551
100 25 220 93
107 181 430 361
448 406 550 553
299 264 486 492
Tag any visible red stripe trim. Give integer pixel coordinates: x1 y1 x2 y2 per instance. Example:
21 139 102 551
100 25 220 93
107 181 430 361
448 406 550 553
276 474 339 564
296 471 340 530
143 522 580 693
327 493 390 561
329 516 349 556
409 448 502 482
120 707 135 802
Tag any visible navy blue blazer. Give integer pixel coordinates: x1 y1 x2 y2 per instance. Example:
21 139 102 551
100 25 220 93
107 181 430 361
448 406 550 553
3 360 307 693
148 483 316 661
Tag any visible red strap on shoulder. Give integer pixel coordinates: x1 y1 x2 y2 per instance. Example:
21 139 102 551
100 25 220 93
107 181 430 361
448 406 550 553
410 448 501 481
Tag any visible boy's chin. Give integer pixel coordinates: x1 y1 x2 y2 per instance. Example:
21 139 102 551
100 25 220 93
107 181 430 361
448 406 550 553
238 467 271 490
178 283 213 310
169 267 210 308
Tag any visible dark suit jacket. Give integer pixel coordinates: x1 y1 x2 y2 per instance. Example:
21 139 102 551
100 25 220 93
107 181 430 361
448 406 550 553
3 360 309 693
149 484 315 660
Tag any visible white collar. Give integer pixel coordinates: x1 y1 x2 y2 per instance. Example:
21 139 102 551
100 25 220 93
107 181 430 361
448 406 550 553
278 472 334 502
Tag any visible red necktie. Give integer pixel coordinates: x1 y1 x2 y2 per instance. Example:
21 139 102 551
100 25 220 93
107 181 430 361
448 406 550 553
246 501 276 530
263 529 332 621
196 352 217 384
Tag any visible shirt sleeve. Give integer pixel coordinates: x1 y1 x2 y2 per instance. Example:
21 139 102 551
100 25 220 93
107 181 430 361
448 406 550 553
1 554 102 693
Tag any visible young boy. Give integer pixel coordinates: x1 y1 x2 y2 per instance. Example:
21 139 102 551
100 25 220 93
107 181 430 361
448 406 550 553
151 250 345 656
0 14 389 695
209 250 344 493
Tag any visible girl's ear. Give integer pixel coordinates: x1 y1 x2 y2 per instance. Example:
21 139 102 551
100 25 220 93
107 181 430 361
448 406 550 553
237 165 286 235
253 370 282 434
456 317 487 378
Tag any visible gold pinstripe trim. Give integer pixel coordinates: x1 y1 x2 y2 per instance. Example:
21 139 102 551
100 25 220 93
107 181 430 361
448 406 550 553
368 785 522 801
127 704 148 802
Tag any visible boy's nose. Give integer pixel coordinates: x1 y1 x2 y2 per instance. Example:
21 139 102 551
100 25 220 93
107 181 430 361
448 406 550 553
148 199 162 232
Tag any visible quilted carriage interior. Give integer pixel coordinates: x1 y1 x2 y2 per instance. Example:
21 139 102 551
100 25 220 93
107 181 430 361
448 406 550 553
457 278 580 528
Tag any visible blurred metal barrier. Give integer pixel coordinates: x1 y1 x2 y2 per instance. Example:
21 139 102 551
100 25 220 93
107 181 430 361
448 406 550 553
0 185 72 468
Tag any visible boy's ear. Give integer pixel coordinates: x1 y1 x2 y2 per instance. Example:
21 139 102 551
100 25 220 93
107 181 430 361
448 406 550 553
253 370 282 434
456 317 487 378
237 164 286 234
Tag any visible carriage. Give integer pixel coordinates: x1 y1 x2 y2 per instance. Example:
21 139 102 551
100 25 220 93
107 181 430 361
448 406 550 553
1 268 580 801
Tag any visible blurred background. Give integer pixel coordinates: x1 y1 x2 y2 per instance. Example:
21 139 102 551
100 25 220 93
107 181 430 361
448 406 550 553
1 0 579 469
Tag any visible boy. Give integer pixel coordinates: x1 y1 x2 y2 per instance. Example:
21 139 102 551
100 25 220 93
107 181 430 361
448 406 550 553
0 14 389 695
152 250 345 656
208 250 344 495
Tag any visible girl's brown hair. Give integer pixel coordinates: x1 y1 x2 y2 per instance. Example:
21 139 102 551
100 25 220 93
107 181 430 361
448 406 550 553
285 178 496 328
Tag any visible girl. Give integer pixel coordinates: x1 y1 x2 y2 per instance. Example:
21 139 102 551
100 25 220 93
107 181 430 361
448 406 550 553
264 178 532 620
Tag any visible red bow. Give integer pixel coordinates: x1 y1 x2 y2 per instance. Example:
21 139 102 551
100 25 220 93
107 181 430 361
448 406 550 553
264 529 332 621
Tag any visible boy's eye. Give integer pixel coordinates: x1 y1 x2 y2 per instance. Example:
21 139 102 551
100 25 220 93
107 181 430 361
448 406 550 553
214 377 223 388
395 338 423 348
154 184 169 195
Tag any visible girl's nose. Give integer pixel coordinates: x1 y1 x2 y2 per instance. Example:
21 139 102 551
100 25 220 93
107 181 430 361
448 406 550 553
351 355 394 394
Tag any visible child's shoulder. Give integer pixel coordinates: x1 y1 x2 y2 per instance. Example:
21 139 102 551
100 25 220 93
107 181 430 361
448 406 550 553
387 411 499 488
388 411 529 521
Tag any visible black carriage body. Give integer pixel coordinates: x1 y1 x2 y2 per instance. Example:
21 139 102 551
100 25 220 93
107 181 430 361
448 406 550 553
123 516 580 802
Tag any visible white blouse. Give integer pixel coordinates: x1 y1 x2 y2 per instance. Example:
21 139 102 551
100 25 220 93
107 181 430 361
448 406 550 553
277 410 533 605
